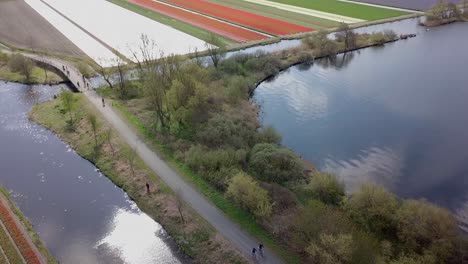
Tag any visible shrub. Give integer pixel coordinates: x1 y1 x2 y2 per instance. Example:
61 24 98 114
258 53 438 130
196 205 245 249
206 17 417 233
226 172 272 218
77 62 93 78
185 145 246 188
257 125 282 144
344 184 398 237
249 143 304 184
383 30 397 41
306 172 345 206
197 112 257 149
369 32 387 45
395 199 457 261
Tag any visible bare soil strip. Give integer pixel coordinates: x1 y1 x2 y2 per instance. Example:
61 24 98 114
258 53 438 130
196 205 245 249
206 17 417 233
0 0 84 56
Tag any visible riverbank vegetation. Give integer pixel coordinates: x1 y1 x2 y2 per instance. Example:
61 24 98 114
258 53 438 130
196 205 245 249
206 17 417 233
29 93 246 264
423 0 468 27
0 51 64 84
90 26 468 263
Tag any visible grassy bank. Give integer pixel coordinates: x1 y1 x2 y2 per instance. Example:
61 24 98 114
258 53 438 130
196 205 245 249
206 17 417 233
0 187 57 264
29 94 246 264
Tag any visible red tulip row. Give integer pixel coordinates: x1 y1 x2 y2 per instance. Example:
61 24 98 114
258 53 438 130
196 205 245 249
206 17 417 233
0 201 42 264
130 0 268 42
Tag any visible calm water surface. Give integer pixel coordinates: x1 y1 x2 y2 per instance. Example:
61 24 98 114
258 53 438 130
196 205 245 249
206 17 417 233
254 22 468 219
0 82 186 263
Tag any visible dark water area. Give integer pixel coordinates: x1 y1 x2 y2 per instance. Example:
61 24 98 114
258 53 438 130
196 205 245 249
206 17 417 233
254 22 468 220
0 82 186 263
355 0 459 11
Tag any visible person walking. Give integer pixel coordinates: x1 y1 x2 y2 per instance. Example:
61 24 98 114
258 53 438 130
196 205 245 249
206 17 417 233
146 182 150 194
252 247 257 259
102 97 105 107
258 243 264 257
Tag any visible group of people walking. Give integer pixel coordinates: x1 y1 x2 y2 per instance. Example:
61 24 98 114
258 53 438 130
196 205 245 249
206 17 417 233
252 243 264 259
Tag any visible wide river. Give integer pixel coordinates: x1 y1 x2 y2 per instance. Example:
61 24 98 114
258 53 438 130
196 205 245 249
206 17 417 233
0 83 186 263
254 21 468 221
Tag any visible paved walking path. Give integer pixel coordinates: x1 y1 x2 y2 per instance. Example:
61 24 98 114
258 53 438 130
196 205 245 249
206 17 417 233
27 54 283 263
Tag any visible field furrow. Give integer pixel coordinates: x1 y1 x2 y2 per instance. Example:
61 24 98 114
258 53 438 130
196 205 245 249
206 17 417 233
161 0 313 35
129 0 268 42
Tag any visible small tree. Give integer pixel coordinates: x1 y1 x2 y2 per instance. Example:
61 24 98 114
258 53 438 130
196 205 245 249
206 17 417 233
205 33 226 68
123 146 137 177
8 54 34 82
59 89 78 125
226 172 272 218
104 127 114 155
97 58 114 89
335 22 356 50
175 188 185 225
87 113 99 149
302 31 337 57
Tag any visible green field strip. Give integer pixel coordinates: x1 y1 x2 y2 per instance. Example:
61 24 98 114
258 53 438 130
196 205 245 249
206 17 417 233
206 0 339 29
108 0 237 45
268 0 409 20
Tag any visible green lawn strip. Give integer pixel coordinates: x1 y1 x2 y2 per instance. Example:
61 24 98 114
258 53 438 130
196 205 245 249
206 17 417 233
0 187 57 264
206 0 338 29
112 101 300 264
108 0 236 45
0 220 24 264
268 0 408 20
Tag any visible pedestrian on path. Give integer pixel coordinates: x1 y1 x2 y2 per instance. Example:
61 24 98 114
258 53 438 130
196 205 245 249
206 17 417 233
258 243 264 257
146 182 150 194
252 247 257 259
102 97 105 107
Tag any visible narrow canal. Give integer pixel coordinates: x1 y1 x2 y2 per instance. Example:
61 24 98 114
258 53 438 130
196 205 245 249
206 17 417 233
0 82 186 263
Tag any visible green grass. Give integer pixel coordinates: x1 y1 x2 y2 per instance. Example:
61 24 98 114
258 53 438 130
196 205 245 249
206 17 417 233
268 0 409 20
112 101 301 264
207 0 339 29
108 0 236 45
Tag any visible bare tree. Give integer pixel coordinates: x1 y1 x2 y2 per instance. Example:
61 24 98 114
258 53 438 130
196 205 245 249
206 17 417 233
175 188 185 225
123 146 137 177
87 113 99 149
129 35 177 129
335 22 356 50
97 58 114 89
104 127 114 156
112 57 127 98
8 54 34 82
205 33 226 68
